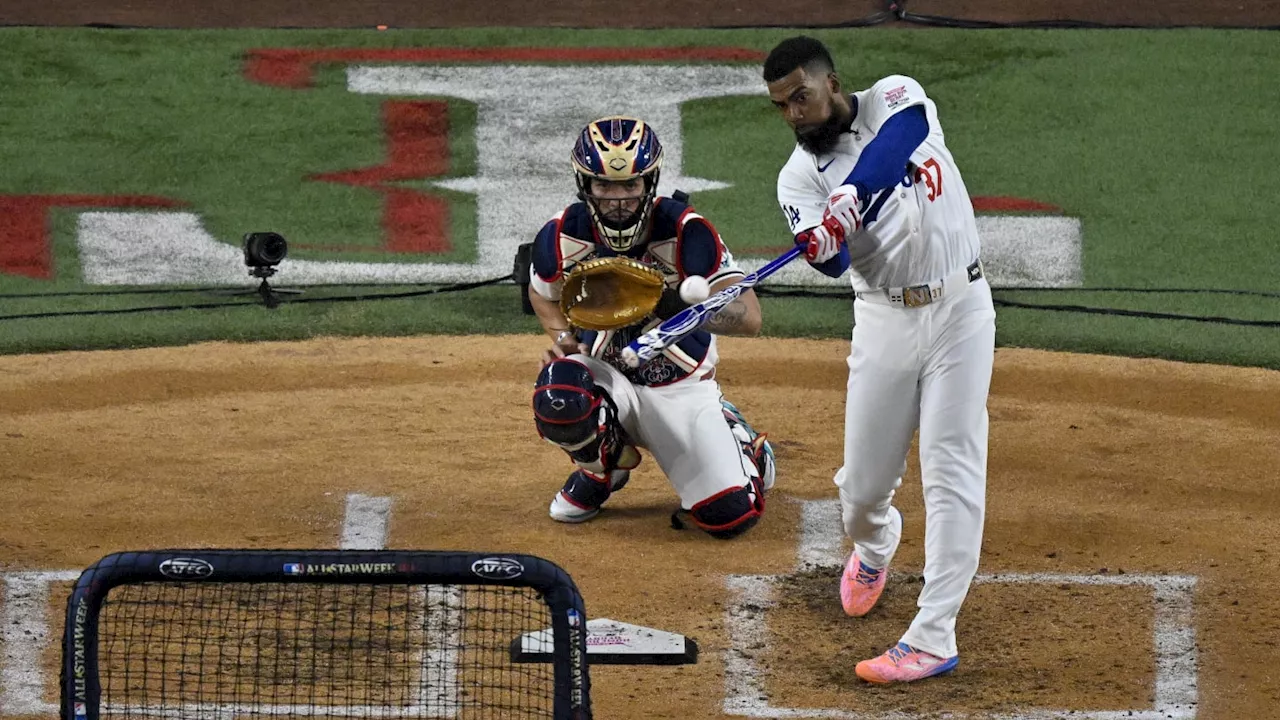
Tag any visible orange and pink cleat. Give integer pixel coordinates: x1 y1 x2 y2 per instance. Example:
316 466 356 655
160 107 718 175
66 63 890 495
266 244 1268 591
855 642 959 684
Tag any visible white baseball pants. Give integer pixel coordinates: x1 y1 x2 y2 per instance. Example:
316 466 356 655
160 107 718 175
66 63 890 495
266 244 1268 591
834 276 996 658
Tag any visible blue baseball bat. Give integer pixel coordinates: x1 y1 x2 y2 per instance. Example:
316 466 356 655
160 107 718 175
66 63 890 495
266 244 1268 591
620 238 809 368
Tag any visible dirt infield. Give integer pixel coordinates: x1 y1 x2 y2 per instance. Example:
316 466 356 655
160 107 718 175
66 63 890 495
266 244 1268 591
2 334 1279 719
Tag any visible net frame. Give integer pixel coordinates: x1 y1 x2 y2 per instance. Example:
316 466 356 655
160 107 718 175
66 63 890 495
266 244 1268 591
60 550 591 720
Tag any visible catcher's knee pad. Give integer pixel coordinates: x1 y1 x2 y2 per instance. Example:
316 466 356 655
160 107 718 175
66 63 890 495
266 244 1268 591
533 358 605 448
533 359 635 475
690 476 767 540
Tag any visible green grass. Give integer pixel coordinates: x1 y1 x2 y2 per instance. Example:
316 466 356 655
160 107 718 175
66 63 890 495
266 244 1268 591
0 285 542 355
0 27 1277 367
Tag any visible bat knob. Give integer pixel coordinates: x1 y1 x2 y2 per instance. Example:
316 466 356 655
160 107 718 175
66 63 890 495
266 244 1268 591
620 347 641 369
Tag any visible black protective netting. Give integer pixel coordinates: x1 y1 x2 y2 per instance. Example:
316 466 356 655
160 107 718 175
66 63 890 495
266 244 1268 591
96 582 555 719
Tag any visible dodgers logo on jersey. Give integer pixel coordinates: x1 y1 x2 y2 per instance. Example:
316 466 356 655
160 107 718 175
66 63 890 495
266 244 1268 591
782 204 801 231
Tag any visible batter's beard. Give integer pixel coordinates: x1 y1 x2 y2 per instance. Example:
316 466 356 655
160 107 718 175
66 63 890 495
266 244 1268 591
794 111 847 157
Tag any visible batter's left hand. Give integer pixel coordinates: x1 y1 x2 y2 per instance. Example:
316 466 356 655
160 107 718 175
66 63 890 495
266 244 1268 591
824 184 865 238
801 219 845 264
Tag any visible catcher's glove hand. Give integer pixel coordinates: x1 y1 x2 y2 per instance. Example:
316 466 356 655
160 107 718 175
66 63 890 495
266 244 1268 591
560 256 666 331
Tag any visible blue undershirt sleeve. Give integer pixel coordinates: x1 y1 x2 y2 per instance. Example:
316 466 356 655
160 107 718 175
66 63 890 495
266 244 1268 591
809 244 850 277
842 105 929 204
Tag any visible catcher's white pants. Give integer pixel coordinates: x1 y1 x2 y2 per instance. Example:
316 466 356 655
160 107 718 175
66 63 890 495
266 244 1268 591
572 356 758 508
835 277 995 659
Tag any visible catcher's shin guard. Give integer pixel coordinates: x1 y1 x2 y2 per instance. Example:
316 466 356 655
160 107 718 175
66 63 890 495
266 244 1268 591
550 445 641 523
722 399 776 492
533 359 604 448
535 359 641 522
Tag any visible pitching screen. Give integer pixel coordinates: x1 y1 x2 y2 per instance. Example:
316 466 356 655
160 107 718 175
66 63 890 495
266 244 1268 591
93 581 555 719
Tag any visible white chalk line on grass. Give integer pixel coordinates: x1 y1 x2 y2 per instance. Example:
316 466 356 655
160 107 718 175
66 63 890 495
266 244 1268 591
723 498 1199 720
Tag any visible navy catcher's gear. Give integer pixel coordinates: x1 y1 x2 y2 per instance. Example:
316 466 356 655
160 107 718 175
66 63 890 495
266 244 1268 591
557 470 617 518
529 197 743 387
532 358 601 447
533 358 639 477
548 446 639 523
689 475 767 540
571 116 663 252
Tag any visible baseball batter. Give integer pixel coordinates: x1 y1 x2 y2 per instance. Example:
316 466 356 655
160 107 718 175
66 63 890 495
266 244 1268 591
763 37 996 683
527 116 776 539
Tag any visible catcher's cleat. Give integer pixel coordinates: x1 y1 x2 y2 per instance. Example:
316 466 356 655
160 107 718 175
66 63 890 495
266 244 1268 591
549 445 639 523
722 400 776 492
855 642 958 684
840 506 902 616
549 468 631 523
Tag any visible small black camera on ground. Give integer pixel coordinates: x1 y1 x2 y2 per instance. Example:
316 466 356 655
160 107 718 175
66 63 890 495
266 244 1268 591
236 232 301 308
243 231 288 278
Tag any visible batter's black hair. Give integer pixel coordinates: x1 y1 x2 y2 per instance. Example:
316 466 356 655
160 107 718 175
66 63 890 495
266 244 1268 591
762 36 836 83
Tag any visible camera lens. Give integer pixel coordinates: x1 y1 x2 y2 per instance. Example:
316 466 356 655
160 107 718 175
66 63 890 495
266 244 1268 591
243 232 288 267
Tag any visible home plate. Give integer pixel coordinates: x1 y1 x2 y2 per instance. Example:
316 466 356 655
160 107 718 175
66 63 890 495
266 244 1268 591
509 617 699 665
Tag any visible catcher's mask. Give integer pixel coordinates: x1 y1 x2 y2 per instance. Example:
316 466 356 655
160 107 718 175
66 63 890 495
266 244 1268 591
571 116 663 252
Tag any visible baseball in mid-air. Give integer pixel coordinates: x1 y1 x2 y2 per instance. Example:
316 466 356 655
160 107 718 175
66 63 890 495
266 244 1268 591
679 275 711 305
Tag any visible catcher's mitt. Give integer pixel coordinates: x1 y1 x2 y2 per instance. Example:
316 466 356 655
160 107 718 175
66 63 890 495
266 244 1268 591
560 256 666 331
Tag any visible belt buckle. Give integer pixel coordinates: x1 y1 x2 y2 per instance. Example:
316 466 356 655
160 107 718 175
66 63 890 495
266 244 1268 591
902 285 933 308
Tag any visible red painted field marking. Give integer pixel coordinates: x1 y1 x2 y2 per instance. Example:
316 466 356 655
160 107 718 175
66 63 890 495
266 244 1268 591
0 195 184 279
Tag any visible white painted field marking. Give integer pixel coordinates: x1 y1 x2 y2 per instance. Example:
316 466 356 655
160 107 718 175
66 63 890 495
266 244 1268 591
0 495 460 720
0 570 82 717
421 586 463 714
723 499 1199 720
340 493 392 550
797 499 845 571
74 62 1081 289
338 493 461 717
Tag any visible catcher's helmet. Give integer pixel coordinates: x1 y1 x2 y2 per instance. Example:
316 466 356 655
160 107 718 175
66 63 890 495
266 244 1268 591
571 116 663 252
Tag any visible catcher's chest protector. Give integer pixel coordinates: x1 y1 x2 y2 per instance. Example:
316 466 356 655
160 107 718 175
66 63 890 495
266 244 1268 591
533 200 736 387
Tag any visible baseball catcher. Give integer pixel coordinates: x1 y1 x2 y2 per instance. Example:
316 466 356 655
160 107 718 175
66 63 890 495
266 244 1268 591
527 116 776 539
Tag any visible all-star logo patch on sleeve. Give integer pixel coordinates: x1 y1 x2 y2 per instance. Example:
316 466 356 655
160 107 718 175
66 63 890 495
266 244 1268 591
884 85 910 109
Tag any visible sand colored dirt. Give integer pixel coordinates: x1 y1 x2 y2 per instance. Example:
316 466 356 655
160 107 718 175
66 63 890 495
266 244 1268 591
1 334 1278 719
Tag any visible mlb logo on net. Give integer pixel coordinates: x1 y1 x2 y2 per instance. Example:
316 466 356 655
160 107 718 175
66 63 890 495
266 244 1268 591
283 563 304 575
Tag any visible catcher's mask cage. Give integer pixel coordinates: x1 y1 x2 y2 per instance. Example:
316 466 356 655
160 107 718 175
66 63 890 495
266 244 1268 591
60 550 592 720
571 116 663 252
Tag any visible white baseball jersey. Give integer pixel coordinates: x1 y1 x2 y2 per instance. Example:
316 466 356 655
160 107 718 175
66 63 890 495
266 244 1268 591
776 75 981 292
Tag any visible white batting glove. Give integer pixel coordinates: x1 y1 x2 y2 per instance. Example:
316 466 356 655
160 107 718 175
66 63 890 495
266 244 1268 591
801 219 844 264
824 184 865 239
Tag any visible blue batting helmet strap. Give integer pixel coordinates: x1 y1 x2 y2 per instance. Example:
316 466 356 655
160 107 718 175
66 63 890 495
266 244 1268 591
571 116 664 252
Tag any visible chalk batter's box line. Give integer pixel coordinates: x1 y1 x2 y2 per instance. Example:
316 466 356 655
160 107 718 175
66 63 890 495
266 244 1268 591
722 571 1198 720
